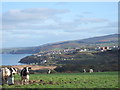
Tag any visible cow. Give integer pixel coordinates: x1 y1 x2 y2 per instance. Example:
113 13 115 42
0 67 18 85
20 67 31 85
47 69 51 74
83 69 86 73
89 69 94 73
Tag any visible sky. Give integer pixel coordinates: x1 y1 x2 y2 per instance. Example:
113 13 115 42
1 2 118 48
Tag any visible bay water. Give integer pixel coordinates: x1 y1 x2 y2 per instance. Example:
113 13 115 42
0 54 31 66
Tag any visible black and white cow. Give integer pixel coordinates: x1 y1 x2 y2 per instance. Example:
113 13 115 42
47 69 51 74
83 69 86 73
89 69 94 73
0 67 18 85
20 67 31 85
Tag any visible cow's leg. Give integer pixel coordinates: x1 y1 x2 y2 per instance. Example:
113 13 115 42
4 77 8 84
21 80 25 85
6 79 8 85
28 79 29 84
26 75 29 84
24 79 26 85
21 80 23 85
0 75 2 85
21 77 24 85
8 76 14 85
8 77 11 85
25 79 29 85
21 77 26 85
26 79 29 84
2 78 5 85
12 77 15 85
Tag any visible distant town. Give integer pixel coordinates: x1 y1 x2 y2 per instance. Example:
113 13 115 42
29 45 119 65
33 45 119 56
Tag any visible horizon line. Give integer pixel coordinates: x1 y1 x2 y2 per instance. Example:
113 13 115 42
1 33 118 49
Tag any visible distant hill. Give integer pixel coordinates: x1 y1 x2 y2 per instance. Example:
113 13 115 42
19 48 119 72
1 34 119 54
76 34 118 43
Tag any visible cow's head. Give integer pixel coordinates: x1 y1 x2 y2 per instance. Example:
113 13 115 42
24 67 31 74
28 67 31 70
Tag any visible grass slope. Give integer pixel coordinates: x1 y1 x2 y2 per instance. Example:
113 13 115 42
1 72 118 88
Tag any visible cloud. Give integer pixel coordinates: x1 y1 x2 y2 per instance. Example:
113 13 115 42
2 20 117 48
2 7 110 32
59 21 117 33
3 8 69 21
94 21 118 30
2 8 116 42
82 21 118 34
2 8 70 30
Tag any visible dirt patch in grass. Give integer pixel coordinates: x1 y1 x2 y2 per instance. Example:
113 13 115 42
10 65 57 70
14 79 58 86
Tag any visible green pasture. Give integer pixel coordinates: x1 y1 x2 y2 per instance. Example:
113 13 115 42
1 72 119 88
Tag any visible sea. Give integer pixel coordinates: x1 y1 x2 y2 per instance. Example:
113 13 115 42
0 54 31 66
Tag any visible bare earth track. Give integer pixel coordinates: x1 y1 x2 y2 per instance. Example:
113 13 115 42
10 65 57 70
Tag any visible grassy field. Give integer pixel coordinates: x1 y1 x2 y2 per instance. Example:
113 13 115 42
1 72 119 88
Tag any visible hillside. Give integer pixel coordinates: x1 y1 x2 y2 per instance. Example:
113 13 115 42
1 34 119 54
19 48 119 72
77 34 118 43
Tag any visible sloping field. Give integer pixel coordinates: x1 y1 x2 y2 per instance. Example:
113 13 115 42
1 72 119 88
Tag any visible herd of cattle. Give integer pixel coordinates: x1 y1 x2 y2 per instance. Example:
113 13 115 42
0 67 94 85
0 67 31 85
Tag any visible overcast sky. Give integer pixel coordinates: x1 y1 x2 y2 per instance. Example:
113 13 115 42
1 2 118 48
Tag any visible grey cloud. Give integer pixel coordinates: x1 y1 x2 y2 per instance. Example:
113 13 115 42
3 17 110 33
107 22 118 27
2 8 69 25
80 21 118 34
2 7 110 33
22 8 69 15
94 21 118 30
58 21 117 33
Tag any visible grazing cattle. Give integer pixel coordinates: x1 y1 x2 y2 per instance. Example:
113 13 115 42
20 67 31 85
0 67 18 85
89 69 93 73
83 69 86 73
